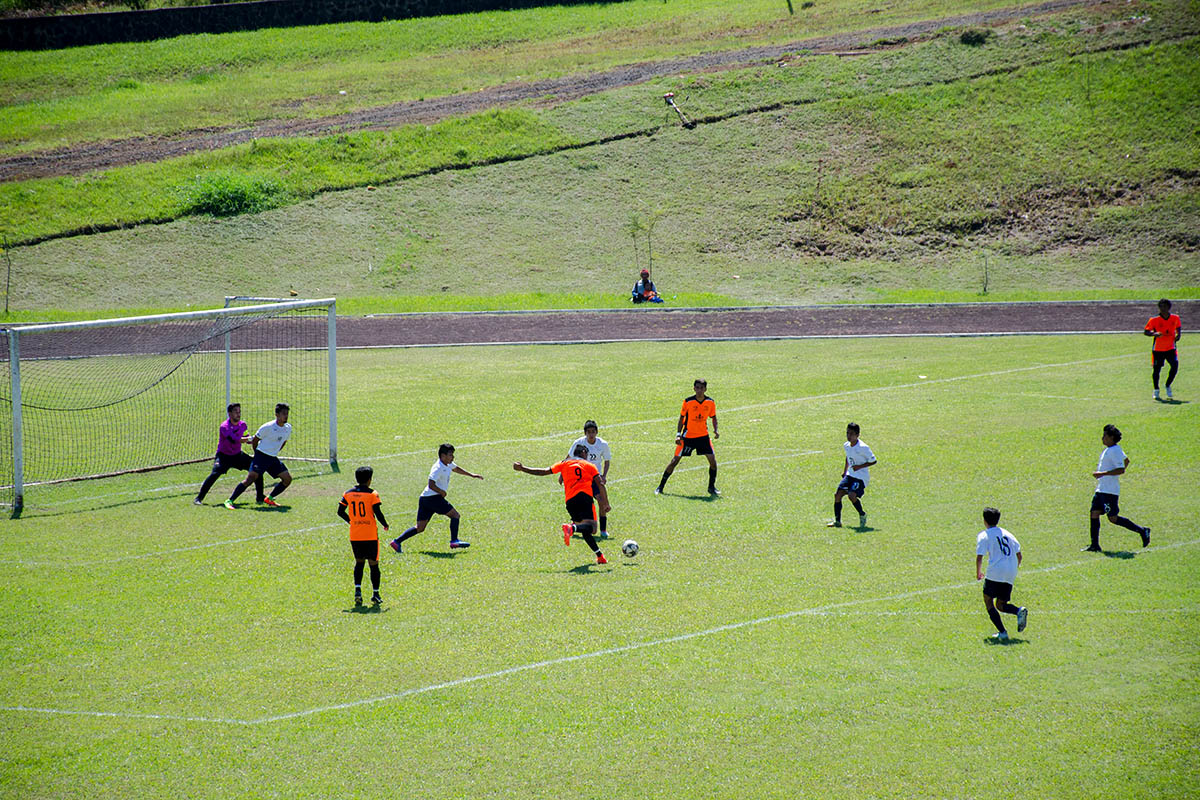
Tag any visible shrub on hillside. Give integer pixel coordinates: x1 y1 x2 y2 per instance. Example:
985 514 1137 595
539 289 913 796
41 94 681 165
182 172 285 217
960 28 993 46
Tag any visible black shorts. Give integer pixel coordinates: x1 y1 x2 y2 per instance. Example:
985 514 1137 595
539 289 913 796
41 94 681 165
351 539 380 561
1152 350 1178 369
1091 492 1120 516
837 476 866 496
250 451 288 478
982 579 1013 602
417 493 454 521
565 492 596 523
210 450 253 474
675 435 714 457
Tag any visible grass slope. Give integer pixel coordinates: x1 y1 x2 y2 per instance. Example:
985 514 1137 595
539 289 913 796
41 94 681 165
0 336 1196 798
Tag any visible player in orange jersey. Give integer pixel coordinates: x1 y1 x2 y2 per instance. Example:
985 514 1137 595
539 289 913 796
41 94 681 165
337 465 390 607
1144 298 1182 400
656 378 720 496
513 444 612 565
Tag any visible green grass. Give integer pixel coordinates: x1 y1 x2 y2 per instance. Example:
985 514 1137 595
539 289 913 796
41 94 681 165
1 335 1197 798
0 0 1022 152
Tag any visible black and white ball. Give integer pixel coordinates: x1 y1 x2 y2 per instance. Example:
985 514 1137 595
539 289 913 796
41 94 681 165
621 539 639 558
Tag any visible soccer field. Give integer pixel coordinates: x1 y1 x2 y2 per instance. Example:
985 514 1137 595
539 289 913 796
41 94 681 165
1 335 1197 799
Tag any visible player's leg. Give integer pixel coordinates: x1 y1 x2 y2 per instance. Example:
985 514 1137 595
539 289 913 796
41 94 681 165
353 557 366 606
1165 352 1179 397
1107 512 1150 547
391 516 429 552
705 451 718 495
446 506 469 549
570 503 606 563
368 556 381 605
829 488 847 527
265 469 292 502
1084 494 1105 551
195 458 229 504
657 452 682 493
226 469 258 507
982 591 1007 638
1152 351 1164 397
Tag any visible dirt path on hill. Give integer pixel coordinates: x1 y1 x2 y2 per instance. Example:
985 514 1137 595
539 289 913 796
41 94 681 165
332 300 1196 348
0 0 1102 182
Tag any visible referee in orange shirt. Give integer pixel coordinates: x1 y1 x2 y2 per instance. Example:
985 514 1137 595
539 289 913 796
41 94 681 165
656 379 720 496
337 466 390 607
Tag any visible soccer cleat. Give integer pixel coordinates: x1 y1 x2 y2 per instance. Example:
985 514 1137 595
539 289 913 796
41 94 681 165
371 593 382 606
262 497 280 507
709 487 720 497
256 497 266 504
354 593 363 607
1153 389 1160 400
1081 544 1102 552
1140 526 1151 548
992 631 1009 643
1166 386 1174 399
654 487 662 495
1016 607 1028 632
193 498 203 505
859 514 868 528
595 552 608 565
222 499 236 510
563 523 573 546
599 531 610 540
389 539 402 554
826 520 842 528
449 540 470 549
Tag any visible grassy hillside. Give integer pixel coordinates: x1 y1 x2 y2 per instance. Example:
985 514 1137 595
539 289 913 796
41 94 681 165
3 1 1198 313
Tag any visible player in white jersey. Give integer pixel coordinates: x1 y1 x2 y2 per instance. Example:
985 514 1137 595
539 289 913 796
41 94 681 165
827 422 876 529
566 421 612 538
1084 424 1151 552
388 443 483 553
224 403 292 509
975 507 1027 643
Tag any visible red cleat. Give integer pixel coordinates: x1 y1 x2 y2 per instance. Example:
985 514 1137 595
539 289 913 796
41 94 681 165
595 553 608 565
262 497 280 507
562 523 573 546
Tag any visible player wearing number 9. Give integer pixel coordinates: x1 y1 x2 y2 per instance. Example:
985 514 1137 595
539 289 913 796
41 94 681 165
513 444 612 565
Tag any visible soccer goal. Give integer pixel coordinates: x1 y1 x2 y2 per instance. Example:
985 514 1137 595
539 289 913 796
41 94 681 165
0 298 337 514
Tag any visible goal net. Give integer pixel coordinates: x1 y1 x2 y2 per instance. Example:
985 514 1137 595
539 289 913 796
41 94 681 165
0 298 337 513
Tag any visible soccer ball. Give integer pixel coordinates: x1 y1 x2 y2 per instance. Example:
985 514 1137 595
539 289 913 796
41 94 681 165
621 539 639 558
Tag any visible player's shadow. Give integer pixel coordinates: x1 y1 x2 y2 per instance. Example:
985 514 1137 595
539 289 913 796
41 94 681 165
417 550 462 558
568 563 610 575
983 636 1028 646
1102 550 1137 559
247 504 289 512
1156 398 1188 405
854 525 877 533
342 605 389 615
665 492 720 502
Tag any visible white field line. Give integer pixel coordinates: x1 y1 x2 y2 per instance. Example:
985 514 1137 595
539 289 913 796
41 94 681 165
2 451 821 568
364 350 1140 462
4 537 1196 727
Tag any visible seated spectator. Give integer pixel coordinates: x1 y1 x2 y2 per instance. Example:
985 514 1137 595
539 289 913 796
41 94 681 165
631 269 664 304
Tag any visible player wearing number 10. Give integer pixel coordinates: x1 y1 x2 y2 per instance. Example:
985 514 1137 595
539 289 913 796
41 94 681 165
513 445 611 565
338 466 390 607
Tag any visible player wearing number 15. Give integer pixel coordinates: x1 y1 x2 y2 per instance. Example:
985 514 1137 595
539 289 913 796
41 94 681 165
513 445 611 565
975 507 1027 643
338 466 390 607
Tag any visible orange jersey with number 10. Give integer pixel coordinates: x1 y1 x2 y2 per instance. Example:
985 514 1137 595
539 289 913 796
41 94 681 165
681 396 717 438
551 459 599 500
340 488 381 541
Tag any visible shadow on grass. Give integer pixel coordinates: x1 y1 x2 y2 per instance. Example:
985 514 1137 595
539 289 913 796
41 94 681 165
1102 550 1137 559
568 562 612 575
983 635 1029 646
342 604 389 614
417 550 466 558
1155 398 1189 405
662 492 720 501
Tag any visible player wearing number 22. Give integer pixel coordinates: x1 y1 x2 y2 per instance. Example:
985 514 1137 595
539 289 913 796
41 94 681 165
975 507 1027 643
513 444 612 565
338 465 390 607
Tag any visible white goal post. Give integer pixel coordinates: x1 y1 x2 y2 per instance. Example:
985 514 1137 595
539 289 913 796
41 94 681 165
1 298 337 514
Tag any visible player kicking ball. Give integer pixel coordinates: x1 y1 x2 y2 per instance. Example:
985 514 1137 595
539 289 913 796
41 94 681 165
514 444 611 565
975 507 1027 643
338 466 389 607
827 422 876 529
388 444 482 553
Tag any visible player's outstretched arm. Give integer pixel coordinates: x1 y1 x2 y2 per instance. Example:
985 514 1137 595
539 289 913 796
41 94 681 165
452 466 483 480
513 462 553 476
